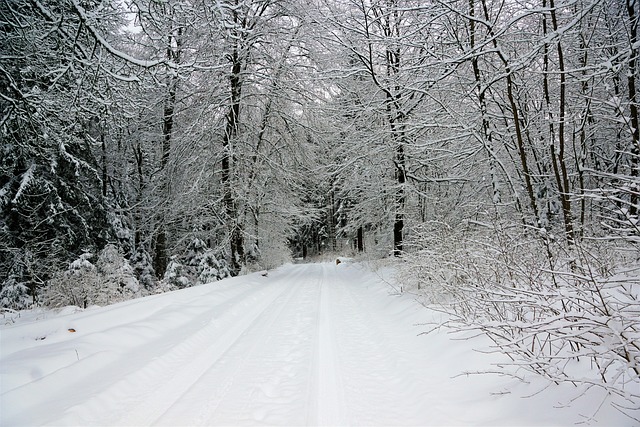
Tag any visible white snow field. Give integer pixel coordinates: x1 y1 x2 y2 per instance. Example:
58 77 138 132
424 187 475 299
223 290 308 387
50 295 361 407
0 262 635 426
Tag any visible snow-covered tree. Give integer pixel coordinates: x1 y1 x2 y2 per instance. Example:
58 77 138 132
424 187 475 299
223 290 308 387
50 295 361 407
0 0 127 303
161 238 231 289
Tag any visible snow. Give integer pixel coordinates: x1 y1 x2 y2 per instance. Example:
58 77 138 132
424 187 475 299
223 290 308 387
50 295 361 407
10 163 35 204
0 262 635 426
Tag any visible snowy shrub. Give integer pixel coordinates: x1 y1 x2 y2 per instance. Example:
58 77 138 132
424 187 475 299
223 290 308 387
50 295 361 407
197 250 231 284
0 251 34 310
43 253 100 309
242 242 264 274
161 239 231 288
245 242 260 265
585 150 640 246
95 244 140 297
184 238 230 283
0 278 31 310
132 247 157 292
108 210 134 257
162 256 191 289
43 246 142 308
402 221 640 417
0 247 57 309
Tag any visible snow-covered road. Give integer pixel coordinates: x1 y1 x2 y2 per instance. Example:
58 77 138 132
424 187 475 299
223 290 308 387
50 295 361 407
1 262 632 426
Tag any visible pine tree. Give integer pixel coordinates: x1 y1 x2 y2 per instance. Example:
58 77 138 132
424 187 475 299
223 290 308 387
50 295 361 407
0 0 118 305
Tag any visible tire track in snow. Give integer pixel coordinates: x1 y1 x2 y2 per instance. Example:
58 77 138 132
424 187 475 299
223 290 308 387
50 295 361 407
117 267 308 427
153 264 327 426
44 269 307 426
3 282 275 426
308 263 348 426
331 264 442 425
4 262 444 426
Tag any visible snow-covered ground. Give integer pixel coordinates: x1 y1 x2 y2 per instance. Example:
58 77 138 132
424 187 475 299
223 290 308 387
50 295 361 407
0 262 635 426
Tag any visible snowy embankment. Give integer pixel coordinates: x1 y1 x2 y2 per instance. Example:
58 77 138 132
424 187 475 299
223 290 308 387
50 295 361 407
0 262 635 426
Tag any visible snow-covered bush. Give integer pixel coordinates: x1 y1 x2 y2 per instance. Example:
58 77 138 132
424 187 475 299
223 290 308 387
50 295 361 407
42 246 141 308
95 244 140 297
163 256 190 289
132 247 156 291
108 210 134 259
0 278 31 310
0 248 53 309
0 250 34 310
589 160 640 245
161 239 231 289
402 221 640 416
42 253 100 308
245 242 260 265
197 249 231 284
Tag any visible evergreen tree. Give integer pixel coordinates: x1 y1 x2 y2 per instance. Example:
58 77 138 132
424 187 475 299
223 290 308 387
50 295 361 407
1 0 118 303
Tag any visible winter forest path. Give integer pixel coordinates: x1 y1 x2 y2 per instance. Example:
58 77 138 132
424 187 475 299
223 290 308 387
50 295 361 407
2 262 454 426
3 262 606 426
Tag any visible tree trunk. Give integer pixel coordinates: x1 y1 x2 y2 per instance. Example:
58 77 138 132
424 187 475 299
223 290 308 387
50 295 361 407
327 186 337 252
627 0 640 216
386 13 405 257
469 0 501 207
481 0 539 226
547 0 575 244
153 228 168 279
222 20 245 274
154 27 183 279
574 28 593 239
393 142 405 256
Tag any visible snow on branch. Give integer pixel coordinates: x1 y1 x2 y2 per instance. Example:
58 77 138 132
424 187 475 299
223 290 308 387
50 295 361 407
400 221 640 419
11 164 36 205
69 0 168 70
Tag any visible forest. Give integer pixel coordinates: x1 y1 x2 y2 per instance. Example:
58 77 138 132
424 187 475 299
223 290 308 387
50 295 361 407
1 0 639 414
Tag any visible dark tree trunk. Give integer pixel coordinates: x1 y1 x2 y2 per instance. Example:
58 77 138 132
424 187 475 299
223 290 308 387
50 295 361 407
153 28 182 279
393 143 405 256
359 1 407 257
153 229 168 278
357 226 364 252
222 14 245 273
481 0 539 226
627 0 640 215
547 0 575 244
328 187 337 252
469 0 504 209
101 131 107 197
